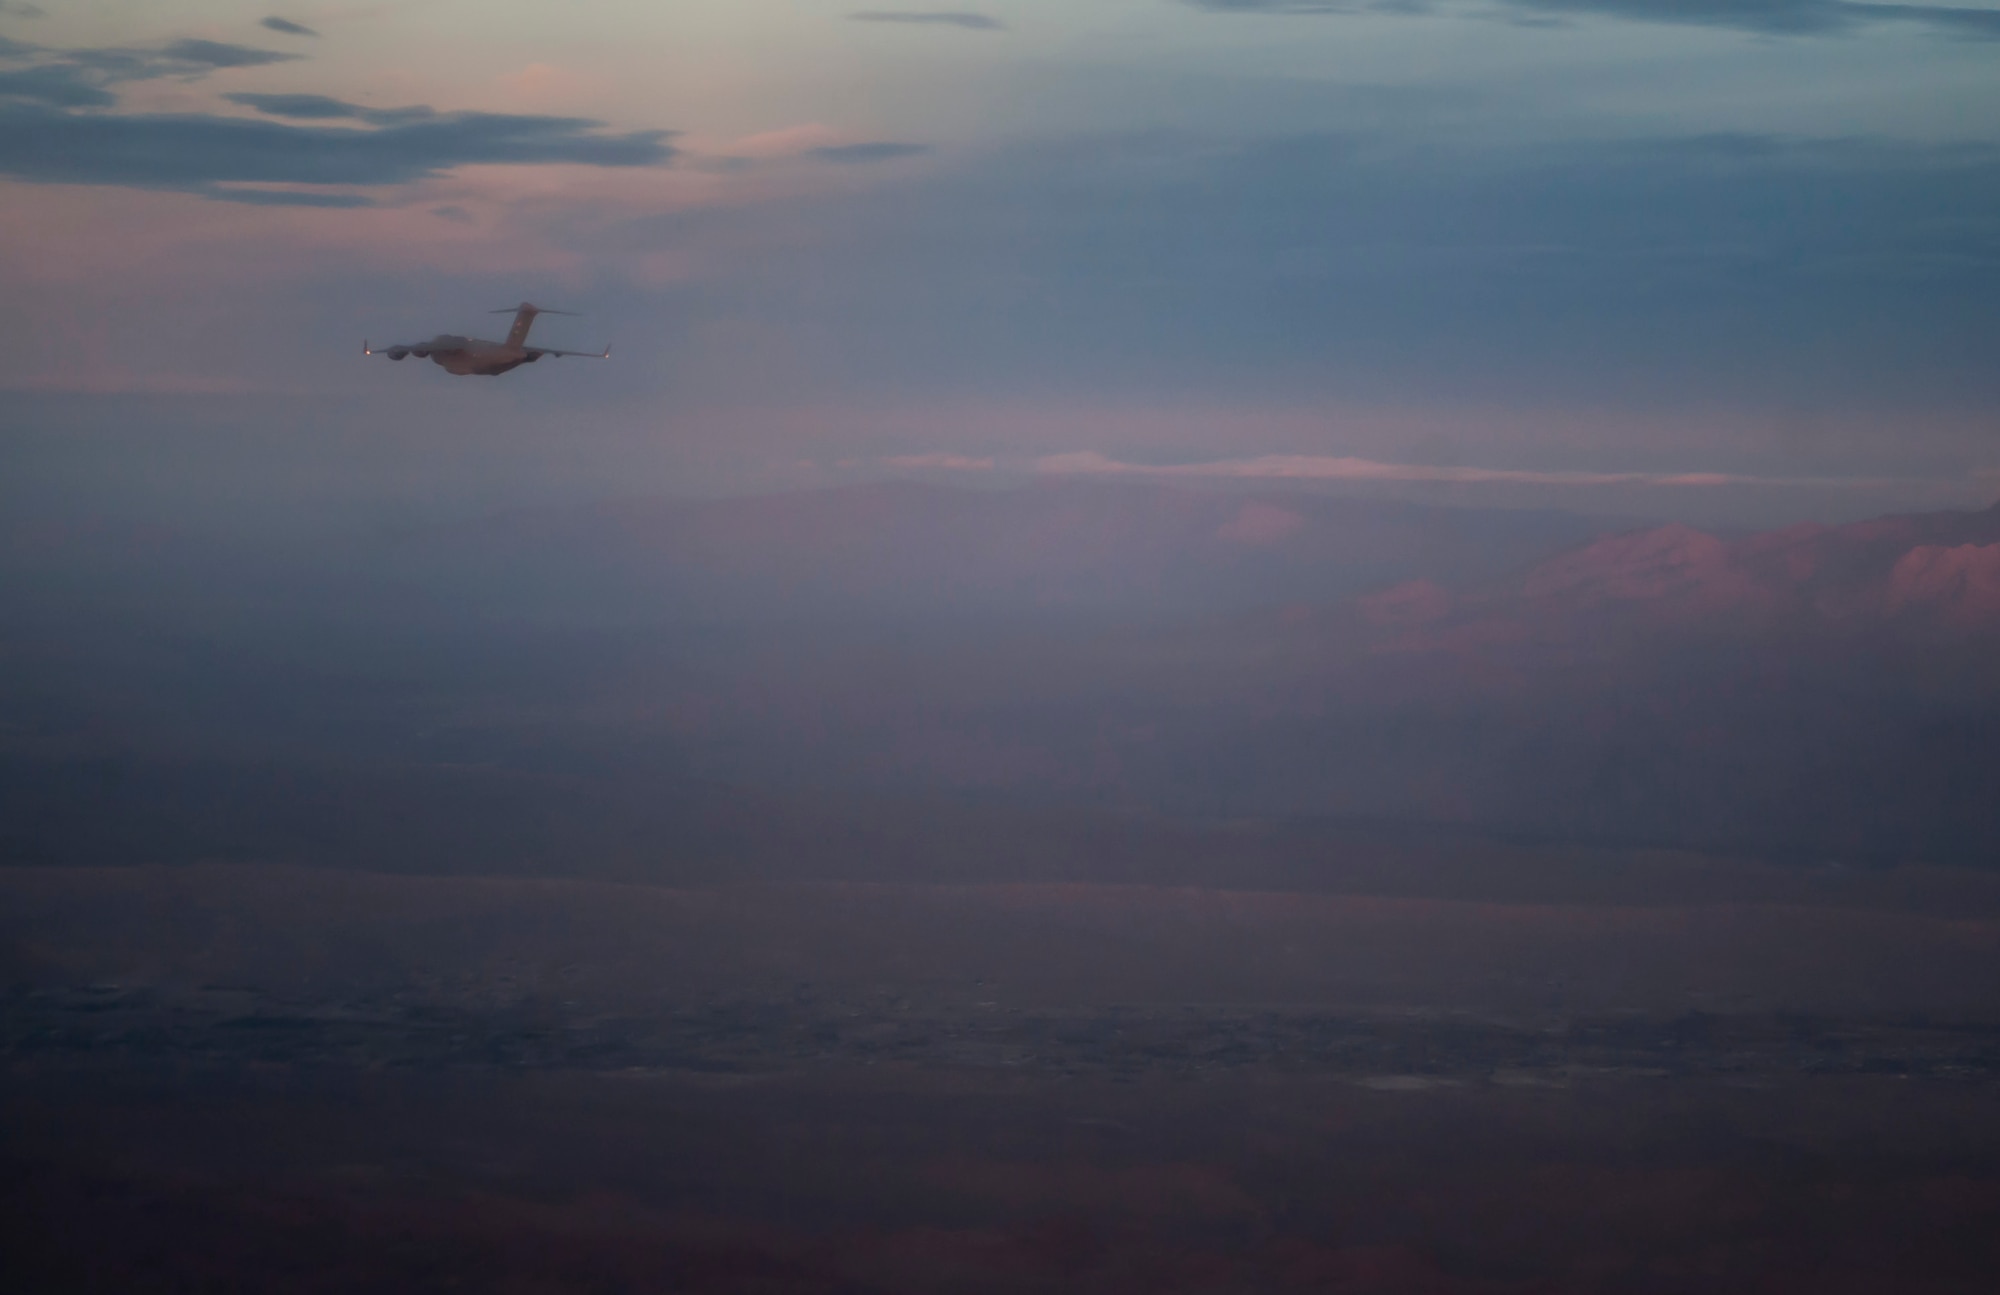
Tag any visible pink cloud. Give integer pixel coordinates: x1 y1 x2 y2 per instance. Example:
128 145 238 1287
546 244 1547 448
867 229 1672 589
884 453 997 471
723 124 846 159
1888 543 2000 620
1030 450 1841 490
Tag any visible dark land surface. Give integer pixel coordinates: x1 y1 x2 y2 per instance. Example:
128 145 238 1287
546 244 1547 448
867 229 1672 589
7 863 2000 1293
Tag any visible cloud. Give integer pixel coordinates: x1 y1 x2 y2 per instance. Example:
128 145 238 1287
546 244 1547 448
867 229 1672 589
1510 0 2000 38
224 91 368 120
261 17 319 37
159 39 301 68
884 453 997 470
0 33 670 208
849 11 1008 30
1188 0 2000 38
224 91 438 125
0 36 304 110
726 123 846 159
808 141 930 163
0 63 115 107
0 100 676 204
1032 451 1816 488
0 2 45 16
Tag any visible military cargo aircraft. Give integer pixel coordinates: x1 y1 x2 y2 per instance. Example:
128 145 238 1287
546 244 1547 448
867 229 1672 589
365 303 610 376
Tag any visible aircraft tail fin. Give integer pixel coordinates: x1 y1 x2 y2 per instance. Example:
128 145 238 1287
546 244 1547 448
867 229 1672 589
491 302 577 348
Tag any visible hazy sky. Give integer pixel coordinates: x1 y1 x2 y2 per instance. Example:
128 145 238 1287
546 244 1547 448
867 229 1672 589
2 1 1997 517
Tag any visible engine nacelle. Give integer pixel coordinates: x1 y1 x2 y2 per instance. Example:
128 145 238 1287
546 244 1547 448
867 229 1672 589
387 347 409 360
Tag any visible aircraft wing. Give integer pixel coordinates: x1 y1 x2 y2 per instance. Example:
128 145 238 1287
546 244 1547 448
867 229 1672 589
524 344 612 359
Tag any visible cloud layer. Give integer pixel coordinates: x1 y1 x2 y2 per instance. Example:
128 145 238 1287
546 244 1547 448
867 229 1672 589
0 38 676 205
0 102 674 203
1513 0 2000 38
224 92 444 125
1193 0 2000 37
1030 451 1818 488
0 36 300 109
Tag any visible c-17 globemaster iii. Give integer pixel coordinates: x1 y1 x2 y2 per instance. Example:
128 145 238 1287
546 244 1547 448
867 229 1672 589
365 303 610 376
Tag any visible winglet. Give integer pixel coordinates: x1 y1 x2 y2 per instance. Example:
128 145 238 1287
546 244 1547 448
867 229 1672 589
363 339 372 356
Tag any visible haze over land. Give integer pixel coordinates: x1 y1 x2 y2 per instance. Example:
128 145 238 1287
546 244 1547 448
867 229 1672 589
10 439 2000 1289
7 466 1997 872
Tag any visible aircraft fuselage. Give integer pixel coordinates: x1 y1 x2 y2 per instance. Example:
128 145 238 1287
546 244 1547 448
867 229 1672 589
382 334 540 376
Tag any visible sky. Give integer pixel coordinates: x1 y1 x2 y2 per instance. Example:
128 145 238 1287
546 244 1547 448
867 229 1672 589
2 0 1997 521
